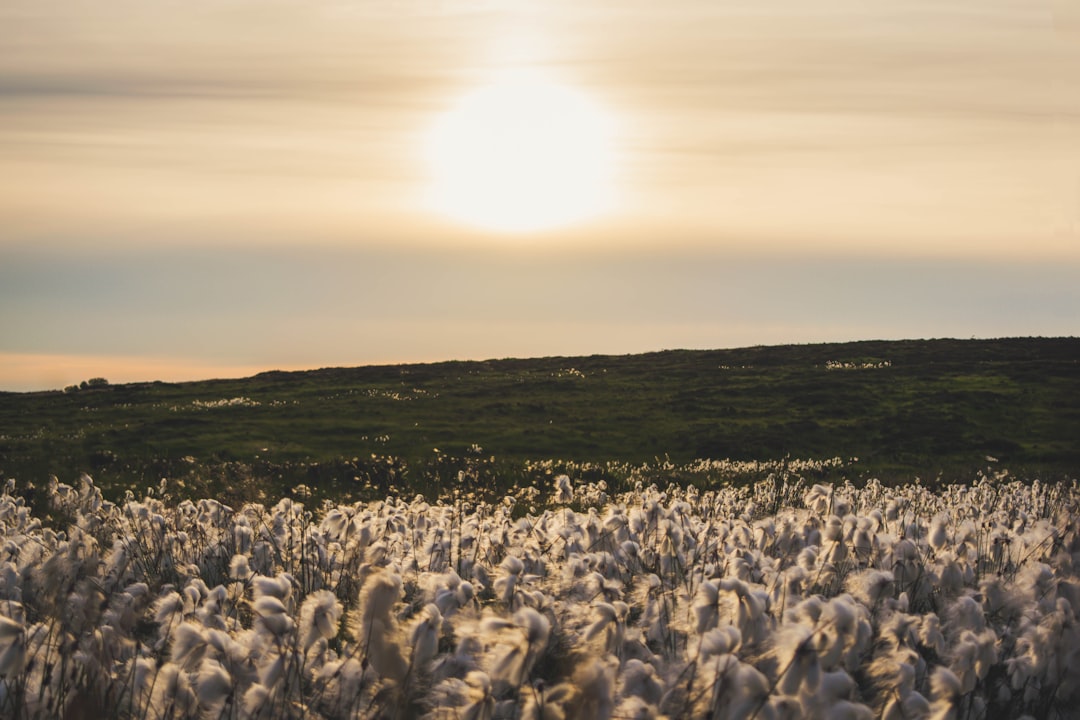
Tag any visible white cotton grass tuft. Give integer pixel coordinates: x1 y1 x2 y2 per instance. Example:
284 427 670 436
929 517 949 554
951 628 998 694
618 658 664 706
797 546 818 572
486 606 551 690
229 553 252 581
918 613 947 656
515 606 551 650
0 614 25 676
314 656 365 716
928 665 963 720
409 603 443 669
494 555 525 606
554 474 574 504
945 596 986 634
863 649 921 714
251 573 293 603
170 621 209 671
613 695 667 720
0 466 1076 719
195 658 233 709
253 595 294 637
699 625 741 658
127 656 158 711
521 680 576 720
298 588 342 651
815 597 862 670
354 568 408 681
428 670 497 720
461 671 496 720
569 656 618 720
774 565 807 607
154 590 185 628
845 569 895 608
257 647 299 688
149 662 199 720
817 668 856 705
936 552 965 597
804 484 832 515
584 601 627 656
822 699 875 720
773 623 821 696
205 626 249 674
354 569 401 629
692 580 720 634
242 682 272 718
852 522 875 564
722 661 772 719
432 633 483 682
0 615 23 643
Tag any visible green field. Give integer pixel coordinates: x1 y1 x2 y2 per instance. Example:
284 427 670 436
1 338 1077 504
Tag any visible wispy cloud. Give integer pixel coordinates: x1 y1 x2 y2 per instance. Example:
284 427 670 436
1 0 1074 255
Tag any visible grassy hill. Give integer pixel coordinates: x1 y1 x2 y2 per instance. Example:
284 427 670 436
1 338 1077 504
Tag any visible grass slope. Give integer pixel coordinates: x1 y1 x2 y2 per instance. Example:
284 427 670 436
1 338 1077 502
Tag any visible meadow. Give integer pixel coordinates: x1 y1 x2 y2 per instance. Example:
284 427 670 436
0 338 1077 718
1 338 1078 506
0 469 1076 718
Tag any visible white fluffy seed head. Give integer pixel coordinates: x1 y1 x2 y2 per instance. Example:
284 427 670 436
846 569 895 607
501 556 524 575
554 474 574 504
299 589 342 651
930 665 962 705
514 606 550 649
152 662 198 719
409 603 443 668
254 596 294 637
700 625 741 658
929 518 949 553
170 622 208 671
693 581 720 634
153 591 184 626
242 683 271 717
228 554 251 581
0 620 25 676
775 624 819 696
357 569 403 633
252 574 292 603
0 615 23 642
195 659 232 708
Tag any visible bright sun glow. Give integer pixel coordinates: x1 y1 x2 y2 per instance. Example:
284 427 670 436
425 73 617 234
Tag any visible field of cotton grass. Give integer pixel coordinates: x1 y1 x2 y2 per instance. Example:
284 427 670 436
0 469 1077 719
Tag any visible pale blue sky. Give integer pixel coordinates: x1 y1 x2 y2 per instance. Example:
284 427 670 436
1 0 1077 390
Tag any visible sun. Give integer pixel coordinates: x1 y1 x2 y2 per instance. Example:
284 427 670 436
424 72 617 234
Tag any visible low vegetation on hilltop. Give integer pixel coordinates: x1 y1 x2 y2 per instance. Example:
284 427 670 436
1 338 1077 504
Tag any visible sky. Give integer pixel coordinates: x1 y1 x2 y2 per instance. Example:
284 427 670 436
1 0 1078 391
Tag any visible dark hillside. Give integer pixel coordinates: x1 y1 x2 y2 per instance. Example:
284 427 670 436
1 338 1077 503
